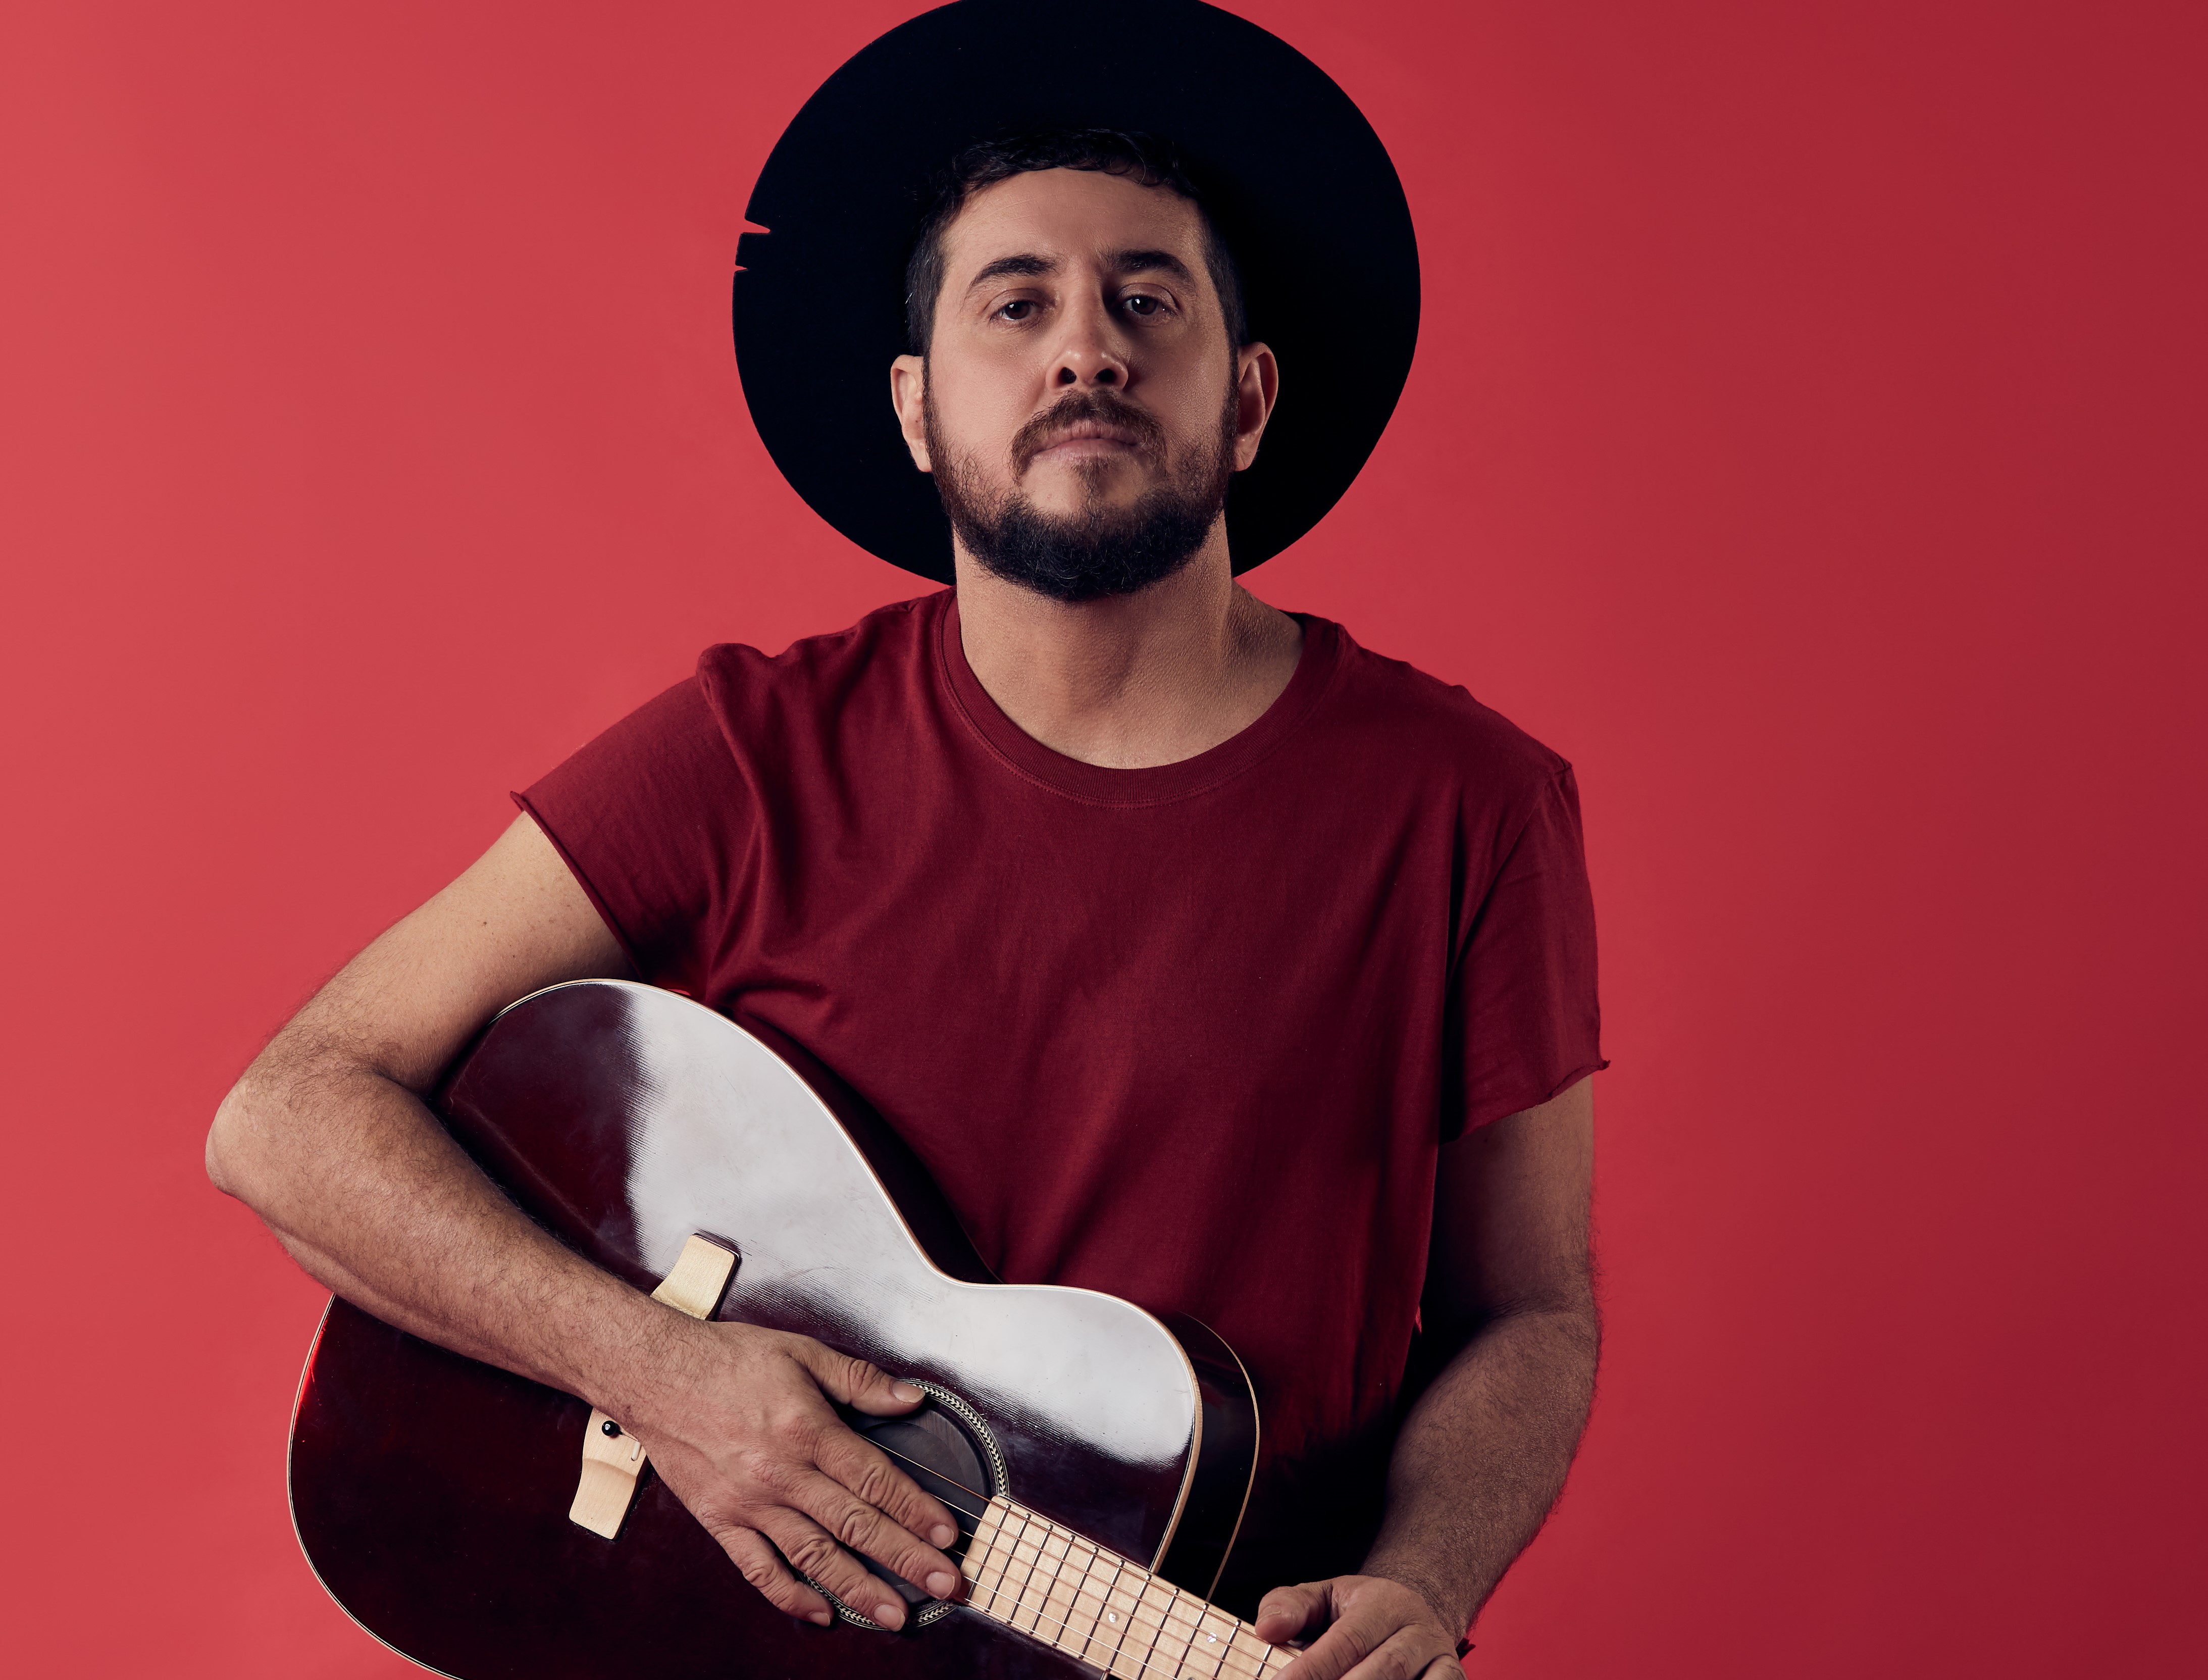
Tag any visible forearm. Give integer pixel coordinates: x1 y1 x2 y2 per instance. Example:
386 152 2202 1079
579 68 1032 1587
203 821 974 1627
1362 1303 1599 1635
209 1034 691 1425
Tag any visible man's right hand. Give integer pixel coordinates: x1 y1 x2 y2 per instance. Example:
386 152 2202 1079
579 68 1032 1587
206 816 965 1632
627 1318 966 1630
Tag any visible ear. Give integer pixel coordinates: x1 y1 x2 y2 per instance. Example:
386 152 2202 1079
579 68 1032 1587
1231 341 1279 473
891 354 933 473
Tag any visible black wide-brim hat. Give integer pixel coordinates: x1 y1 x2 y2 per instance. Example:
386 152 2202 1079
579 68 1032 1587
734 0 1419 584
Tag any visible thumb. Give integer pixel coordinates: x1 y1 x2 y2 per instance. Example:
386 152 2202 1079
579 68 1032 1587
792 1340 928 1415
1254 1580 1332 1644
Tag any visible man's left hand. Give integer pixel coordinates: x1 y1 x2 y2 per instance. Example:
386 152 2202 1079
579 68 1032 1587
1254 1574 1464 1680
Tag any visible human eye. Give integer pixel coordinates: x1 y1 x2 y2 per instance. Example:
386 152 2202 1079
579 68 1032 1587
993 297 1040 323
1119 291 1171 320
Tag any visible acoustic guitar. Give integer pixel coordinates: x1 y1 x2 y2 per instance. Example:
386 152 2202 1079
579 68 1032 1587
289 979 1299 1678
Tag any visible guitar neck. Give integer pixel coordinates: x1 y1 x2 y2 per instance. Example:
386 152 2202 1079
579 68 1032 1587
963 1497 1292 1679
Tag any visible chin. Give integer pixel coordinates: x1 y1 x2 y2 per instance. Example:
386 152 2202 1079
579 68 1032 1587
1022 461 1156 514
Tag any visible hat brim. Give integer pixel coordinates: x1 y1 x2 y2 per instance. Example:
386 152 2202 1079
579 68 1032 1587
733 0 1420 583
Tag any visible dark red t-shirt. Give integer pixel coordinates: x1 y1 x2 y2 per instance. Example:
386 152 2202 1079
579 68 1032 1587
520 589 1603 1602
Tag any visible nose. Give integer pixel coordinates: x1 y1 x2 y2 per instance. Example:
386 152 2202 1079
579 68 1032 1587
1047 296 1129 389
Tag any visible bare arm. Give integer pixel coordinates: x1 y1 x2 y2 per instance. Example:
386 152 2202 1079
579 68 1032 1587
207 815 963 1629
1256 1077 1599 1678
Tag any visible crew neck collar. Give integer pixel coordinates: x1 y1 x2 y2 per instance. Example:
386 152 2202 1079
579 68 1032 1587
935 591 1342 806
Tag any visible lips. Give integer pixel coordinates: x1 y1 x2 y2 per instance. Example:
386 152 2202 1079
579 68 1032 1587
1010 394 1166 471
1030 422 1146 455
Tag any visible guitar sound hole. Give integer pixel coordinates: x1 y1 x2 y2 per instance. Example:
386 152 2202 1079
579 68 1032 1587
845 1396 996 1612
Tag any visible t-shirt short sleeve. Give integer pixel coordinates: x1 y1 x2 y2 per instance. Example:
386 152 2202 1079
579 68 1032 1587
512 672 744 995
1444 765 1606 1139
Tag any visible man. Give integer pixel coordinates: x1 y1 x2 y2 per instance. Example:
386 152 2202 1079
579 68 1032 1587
207 8 1603 1677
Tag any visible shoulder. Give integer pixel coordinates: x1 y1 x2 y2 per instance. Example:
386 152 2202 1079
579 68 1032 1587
697 591 942 687
1312 619 1573 798
692 592 946 722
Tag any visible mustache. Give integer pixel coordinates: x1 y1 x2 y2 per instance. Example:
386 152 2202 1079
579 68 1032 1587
1009 390 1168 473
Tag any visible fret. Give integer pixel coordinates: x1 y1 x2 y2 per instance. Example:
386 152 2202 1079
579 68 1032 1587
961 1500 1302 1680
1101 1562 1151 1677
959 1500 1005 1592
972 1502 1040 1623
1011 1520 1065 1635
1226 1622 1282 1679
1080 1552 1136 1669
1116 1574 1172 1679
1139 1576 1197 1677
960 1501 1008 1615
1186 1603 1241 1678
1166 1587 1224 1680
1174 1581 1227 1669
1055 1533 1110 1655
991 1507 1042 1626
1033 1527 1083 1644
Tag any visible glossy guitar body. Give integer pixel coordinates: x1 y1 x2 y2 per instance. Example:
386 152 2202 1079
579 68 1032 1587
289 980 1260 1678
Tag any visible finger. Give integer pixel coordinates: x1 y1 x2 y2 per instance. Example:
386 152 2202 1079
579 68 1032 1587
1277 1600 1387 1680
788 1339 928 1417
1334 1629 1462 1680
758 1506 915 1632
1255 1580 1334 1645
790 1466 963 1602
812 1417 964 1552
703 1520 834 1627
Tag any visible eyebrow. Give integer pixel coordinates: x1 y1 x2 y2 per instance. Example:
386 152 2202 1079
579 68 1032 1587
961 247 1198 294
965 253 1057 291
1108 248 1196 284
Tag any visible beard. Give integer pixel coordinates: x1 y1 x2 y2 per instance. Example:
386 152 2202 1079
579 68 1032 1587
927 384 1239 604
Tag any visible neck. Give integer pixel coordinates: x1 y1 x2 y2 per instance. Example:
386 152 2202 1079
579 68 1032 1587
962 1495 1293 1677
951 526 1304 770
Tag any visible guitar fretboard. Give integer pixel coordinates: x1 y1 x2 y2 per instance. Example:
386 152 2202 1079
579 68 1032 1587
960 1497 1293 1678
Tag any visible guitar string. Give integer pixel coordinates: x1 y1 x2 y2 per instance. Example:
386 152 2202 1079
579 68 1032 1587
971 1561 1274 1680
847 1442 1282 1679
855 1480 1278 1680
968 1558 1280 1680
981 1560 1273 1680
966 1507 1281 1680
860 1438 990 1519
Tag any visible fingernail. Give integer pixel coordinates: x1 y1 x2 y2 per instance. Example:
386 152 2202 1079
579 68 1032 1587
808 1611 832 1626
876 1602 905 1628
890 1381 923 1401
931 1522 958 1546
926 1570 957 1597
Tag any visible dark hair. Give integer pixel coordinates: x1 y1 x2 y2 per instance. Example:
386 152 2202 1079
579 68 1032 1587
903 129 1248 355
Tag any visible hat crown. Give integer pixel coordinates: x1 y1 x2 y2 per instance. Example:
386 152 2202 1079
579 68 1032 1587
735 0 1420 581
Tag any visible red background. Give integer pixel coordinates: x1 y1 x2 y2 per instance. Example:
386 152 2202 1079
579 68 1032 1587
4 2 2202 1673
